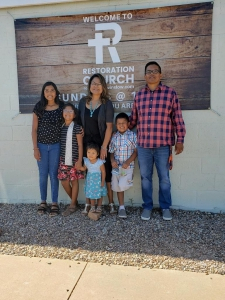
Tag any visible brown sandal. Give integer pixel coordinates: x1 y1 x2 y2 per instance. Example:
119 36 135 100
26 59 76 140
37 203 48 215
62 206 78 217
49 204 59 217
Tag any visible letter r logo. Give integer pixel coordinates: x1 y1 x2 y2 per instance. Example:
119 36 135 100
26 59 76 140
88 23 122 64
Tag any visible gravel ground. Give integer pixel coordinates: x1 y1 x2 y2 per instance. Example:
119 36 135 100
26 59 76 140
0 203 224 275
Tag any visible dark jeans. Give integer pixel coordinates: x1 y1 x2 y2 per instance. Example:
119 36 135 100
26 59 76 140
137 145 171 210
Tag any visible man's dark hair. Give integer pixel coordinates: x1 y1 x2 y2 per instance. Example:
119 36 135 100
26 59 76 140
115 112 129 123
145 61 161 74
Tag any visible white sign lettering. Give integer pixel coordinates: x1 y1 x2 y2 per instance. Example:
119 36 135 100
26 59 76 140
88 23 122 64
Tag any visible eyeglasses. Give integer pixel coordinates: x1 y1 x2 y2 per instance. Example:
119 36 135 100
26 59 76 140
145 70 160 74
91 81 102 86
63 109 74 113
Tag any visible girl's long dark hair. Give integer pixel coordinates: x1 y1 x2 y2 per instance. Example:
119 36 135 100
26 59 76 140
35 81 63 117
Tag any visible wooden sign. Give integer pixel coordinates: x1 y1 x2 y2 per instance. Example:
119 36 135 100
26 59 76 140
15 2 212 113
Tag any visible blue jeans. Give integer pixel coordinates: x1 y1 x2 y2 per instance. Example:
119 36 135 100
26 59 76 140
37 142 60 203
137 146 171 210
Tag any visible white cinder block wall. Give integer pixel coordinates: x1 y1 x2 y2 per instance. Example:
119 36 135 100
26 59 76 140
0 0 224 212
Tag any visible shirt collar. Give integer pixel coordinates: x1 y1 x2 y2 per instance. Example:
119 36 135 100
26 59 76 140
145 82 162 92
116 129 130 136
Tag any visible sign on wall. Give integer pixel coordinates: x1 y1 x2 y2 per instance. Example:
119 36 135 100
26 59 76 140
15 2 213 113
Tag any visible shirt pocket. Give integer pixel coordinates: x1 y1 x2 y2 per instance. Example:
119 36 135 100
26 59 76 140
119 139 133 152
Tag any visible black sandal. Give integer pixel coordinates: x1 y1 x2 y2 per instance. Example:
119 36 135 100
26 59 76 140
49 204 60 217
37 203 48 215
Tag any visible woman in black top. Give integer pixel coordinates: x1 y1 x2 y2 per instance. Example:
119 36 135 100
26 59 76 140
32 81 64 216
78 73 116 214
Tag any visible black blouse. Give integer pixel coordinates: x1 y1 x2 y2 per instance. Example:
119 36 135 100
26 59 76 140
33 104 63 144
84 106 102 146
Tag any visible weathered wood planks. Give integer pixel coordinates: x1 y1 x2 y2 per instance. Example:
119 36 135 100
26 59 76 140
15 2 213 113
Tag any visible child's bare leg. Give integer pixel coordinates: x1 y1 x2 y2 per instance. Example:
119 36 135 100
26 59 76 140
71 179 79 207
97 198 103 206
61 180 78 216
117 191 127 218
96 198 103 213
61 180 72 199
117 191 124 206
90 199 96 207
90 199 96 212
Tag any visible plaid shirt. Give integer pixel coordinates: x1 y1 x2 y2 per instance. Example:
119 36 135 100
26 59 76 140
129 83 186 148
109 129 137 171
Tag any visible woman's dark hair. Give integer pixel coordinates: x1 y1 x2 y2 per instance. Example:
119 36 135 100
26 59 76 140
63 103 79 123
86 73 109 104
86 143 100 156
35 81 63 117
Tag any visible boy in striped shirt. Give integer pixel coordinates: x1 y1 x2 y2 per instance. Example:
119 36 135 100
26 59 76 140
109 113 137 218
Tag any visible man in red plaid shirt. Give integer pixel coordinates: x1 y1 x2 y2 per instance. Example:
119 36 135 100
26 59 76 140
129 61 186 221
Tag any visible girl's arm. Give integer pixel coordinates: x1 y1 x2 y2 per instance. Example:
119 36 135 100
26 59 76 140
100 122 113 160
100 163 106 187
79 165 87 172
31 113 41 161
75 133 83 170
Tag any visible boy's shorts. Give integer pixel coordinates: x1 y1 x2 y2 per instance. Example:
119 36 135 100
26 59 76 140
111 168 134 192
58 160 84 181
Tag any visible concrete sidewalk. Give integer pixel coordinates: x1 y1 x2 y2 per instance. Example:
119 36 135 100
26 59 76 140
0 255 224 300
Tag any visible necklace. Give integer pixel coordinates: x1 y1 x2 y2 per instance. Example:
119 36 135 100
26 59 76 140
89 101 99 117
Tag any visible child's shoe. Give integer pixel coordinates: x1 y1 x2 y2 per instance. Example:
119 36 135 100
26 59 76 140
96 206 102 213
118 208 127 219
90 206 96 213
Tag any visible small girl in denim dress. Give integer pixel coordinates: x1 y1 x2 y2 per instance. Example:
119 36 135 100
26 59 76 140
79 143 107 213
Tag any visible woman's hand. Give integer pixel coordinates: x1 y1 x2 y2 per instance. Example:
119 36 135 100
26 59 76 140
100 147 107 160
80 128 84 137
33 148 41 161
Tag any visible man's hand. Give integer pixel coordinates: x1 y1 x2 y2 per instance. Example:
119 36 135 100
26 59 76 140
175 143 184 155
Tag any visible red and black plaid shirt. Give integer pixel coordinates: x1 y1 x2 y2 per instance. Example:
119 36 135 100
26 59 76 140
129 83 186 148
